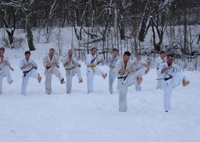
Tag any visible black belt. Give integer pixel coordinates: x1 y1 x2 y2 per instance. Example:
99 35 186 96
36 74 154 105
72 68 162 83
157 73 173 81
164 76 172 81
164 73 172 81
46 66 51 70
23 68 34 77
118 76 127 80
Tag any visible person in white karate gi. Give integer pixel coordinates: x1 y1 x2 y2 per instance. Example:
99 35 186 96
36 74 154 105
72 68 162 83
43 48 66 95
159 54 190 112
104 48 120 94
62 49 83 94
86 47 107 94
115 51 143 112
0 47 14 95
19 51 42 95
133 53 150 91
155 51 166 89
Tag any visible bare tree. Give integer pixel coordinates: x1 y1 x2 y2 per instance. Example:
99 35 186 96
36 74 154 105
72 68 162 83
1 0 37 50
0 5 18 47
43 0 58 43
139 0 174 51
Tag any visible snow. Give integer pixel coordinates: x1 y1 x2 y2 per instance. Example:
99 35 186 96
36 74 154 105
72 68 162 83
0 44 200 142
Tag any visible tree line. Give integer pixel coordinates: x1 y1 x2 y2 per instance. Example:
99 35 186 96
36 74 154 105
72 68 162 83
0 0 200 57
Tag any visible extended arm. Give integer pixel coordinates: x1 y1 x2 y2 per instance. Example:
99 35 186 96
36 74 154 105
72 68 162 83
20 63 31 69
97 59 104 65
118 68 136 73
64 59 72 66
161 66 173 73
144 63 150 73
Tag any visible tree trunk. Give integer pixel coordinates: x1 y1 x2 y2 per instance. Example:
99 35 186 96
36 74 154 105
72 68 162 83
1 7 16 46
7 32 14 45
183 0 187 55
26 17 35 51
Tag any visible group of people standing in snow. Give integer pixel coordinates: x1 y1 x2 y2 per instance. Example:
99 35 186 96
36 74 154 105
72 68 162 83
0 47 190 113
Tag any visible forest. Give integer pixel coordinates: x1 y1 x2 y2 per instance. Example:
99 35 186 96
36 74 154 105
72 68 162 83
0 0 200 66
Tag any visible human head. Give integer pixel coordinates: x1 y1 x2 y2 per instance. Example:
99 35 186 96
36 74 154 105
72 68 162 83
91 47 97 56
49 48 55 56
0 47 5 52
68 49 73 56
167 54 174 66
25 51 31 59
137 53 142 60
160 51 165 59
112 48 118 57
0 47 5 57
123 51 131 64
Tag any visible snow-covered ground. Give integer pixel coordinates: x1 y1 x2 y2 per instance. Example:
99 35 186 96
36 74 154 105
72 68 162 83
0 44 200 142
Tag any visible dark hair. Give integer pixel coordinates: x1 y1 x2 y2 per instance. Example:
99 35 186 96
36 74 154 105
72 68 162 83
68 49 73 52
112 48 118 52
123 51 131 56
49 48 55 51
25 51 31 55
0 47 5 51
137 53 142 56
160 51 165 54
167 54 174 58
91 47 97 51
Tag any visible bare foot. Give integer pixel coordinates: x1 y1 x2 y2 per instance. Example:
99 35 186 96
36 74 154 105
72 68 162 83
61 81 66 84
79 80 83 83
60 78 66 84
10 80 14 84
103 73 107 79
38 76 42 83
137 76 143 85
183 81 190 87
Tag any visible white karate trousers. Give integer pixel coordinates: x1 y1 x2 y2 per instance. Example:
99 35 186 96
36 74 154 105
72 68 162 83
117 72 139 112
135 66 146 91
21 69 39 96
45 67 64 94
135 80 141 91
163 72 184 111
65 67 82 94
87 67 104 94
156 69 164 89
108 68 116 94
0 66 12 95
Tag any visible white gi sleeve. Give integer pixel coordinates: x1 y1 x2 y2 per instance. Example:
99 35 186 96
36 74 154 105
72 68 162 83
86 54 93 65
43 56 48 67
5 58 11 66
115 59 122 77
54 56 59 66
104 58 111 65
174 64 181 72
159 63 166 74
62 57 68 66
155 57 161 64
19 59 24 69
72 57 79 67
31 59 37 67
